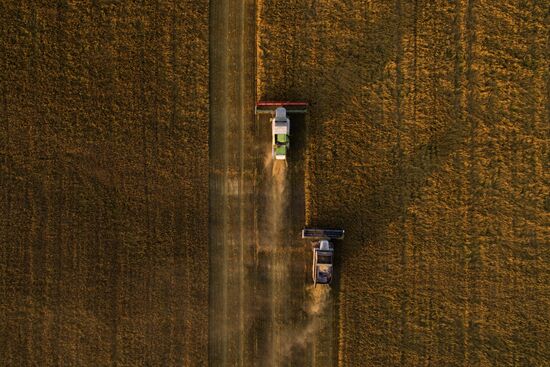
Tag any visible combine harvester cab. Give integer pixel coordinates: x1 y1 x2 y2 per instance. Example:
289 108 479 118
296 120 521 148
255 101 308 160
302 228 345 286
272 107 289 160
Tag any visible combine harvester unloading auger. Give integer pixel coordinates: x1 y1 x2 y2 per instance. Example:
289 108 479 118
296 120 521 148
255 101 308 160
302 228 345 286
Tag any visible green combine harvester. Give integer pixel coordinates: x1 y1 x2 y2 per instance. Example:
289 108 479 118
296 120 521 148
255 101 308 160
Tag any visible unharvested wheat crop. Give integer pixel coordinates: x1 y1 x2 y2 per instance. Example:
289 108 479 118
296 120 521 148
0 2 209 366
258 0 549 365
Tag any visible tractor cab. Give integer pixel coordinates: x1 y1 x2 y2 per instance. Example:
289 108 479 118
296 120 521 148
272 107 289 160
313 241 334 284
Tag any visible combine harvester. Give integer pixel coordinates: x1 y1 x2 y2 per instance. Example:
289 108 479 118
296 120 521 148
302 228 345 286
255 101 308 160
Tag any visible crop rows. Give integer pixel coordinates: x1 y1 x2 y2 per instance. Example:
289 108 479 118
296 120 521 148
0 2 209 366
257 0 549 365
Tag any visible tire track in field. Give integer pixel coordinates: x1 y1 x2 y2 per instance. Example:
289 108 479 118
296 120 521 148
208 0 229 362
138 16 152 364
52 4 69 364
464 0 482 364
107 182 120 367
53 169 64 366
393 0 411 365
26 7 39 361
0 9 11 343
168 6 187 365
238 3 249 365
451 0 468 363
209 0 256 365
408 0 422 364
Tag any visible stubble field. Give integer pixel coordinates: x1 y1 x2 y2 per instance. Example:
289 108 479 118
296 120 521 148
257 0 549 366
0 2 208 366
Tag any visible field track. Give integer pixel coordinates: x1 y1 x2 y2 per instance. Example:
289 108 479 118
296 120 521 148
209 1 334 365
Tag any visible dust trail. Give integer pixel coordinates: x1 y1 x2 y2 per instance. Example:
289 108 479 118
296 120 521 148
264 147 332 366
263 149 288 240
262 147 290 367
272 285 331 366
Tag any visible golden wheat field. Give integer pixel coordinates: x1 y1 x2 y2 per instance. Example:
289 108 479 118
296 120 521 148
1 0 549 366
0 2 208 366
258 0 549 366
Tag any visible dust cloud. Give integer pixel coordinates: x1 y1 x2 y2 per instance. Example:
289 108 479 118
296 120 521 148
263 149 288 245
271 286 332 366
263 149 332 366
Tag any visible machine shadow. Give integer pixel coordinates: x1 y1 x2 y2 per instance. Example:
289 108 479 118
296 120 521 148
339 118 469 253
